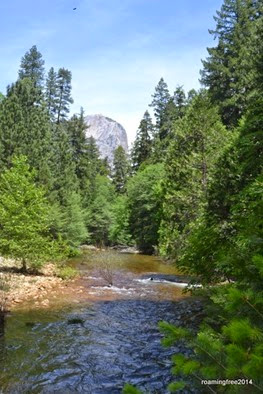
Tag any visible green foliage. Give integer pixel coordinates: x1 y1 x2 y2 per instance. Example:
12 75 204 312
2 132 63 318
82 136 104 206
56 266 78 280
86 175 115 246
0 156 64 271
112 146 130 193
201 0 262 126
56 68 73 123
167 381 186 392
159 91 229 261
159 321 190 346
109 195 133 246
131 110 153 171
127 163 164 254
122 384 143 394
50 123 79 205
178 100 263 283
18 45 45 88
149 77 171 129
161 299 263 391
60 192 88 248
45 67 58 121
0 78 53 187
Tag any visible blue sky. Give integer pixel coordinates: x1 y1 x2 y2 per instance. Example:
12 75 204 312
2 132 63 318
0 0 222 144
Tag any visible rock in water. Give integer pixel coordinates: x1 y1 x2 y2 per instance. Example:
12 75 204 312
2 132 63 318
85 114 128 165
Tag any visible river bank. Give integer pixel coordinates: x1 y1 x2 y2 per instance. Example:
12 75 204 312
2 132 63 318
0 257 77 311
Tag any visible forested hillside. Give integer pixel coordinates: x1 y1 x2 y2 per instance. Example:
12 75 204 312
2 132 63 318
0 0 262 392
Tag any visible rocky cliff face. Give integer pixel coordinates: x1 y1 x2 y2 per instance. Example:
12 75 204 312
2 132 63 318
84 114 128 164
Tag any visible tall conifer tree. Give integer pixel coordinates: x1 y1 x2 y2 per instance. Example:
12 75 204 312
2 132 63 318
112 146 130 193
56 68 73 124
149 78 170 129
45 67 58 121
18 45 45 88
131 111 153 170
201 0 262 126
0 78 52 187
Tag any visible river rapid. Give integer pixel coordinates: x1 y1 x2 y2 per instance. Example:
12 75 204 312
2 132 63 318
0 251 202 393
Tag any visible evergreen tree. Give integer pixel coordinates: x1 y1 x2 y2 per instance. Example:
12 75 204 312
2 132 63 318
66 108 90 195
56 68 73 124
159 91 228 259
131 110 153 170
100 156 111 177
112 146 130 193
253 14 263 97
0 156 62 272
60 192 88 248
179 98 263 283
18 45 45 88
0 78 52 188
187 89 198 104
173 86 186 117
149 78 170 129
79 136 103 205
201 0 262 126
157 86 187 144
127 163 164 254
50 124 78 206
86 175 115 246
109 195 133 246
45 67 58 121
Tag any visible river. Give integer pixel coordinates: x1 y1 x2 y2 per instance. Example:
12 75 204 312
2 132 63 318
0 250 201 393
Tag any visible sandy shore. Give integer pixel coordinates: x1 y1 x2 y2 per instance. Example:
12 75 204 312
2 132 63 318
0 257 77 310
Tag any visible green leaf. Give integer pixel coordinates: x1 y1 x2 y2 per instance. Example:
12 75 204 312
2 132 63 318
168 381 186 392
122 384 144 394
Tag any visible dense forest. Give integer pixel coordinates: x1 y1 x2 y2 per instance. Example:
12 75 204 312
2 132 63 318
0 0 262 392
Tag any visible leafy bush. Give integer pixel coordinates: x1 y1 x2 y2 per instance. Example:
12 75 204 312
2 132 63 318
57 266 78 280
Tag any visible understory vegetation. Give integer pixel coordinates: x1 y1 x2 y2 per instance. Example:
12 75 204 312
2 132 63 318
0 0 262 392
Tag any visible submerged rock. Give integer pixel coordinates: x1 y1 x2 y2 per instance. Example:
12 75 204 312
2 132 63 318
67 317 85 325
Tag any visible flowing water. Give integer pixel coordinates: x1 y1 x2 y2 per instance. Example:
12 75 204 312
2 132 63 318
0 251 197 394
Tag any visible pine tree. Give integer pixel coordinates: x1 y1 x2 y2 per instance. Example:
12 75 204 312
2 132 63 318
149 78 170 129
66 108 90 194
50 124 78 206
180 97 263 283
0 78 52 188
109 195 133 246
18 45 45 88
60 192 88 248
86 175 115 246
127 163 165 254
112 146 130 193
56 68 73 124
45 67 58 121
159 91 228 259
201 0 262 126
173 85 186 119
83 136 103 204
131 110 153 171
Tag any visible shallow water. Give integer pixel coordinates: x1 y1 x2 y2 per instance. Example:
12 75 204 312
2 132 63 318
0 251 194 393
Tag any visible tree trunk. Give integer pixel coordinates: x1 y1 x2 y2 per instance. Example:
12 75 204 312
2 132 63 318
21 258 27 273
0 312 5 337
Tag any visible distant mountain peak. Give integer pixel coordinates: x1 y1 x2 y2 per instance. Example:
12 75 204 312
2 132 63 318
84 114 128 164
